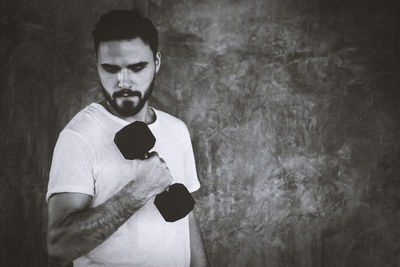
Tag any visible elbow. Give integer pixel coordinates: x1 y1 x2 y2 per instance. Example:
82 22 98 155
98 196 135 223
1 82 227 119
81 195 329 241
47 232 72 266
47 244 70 266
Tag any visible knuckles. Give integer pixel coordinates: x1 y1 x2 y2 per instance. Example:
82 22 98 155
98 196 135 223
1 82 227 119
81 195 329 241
136 152 172 183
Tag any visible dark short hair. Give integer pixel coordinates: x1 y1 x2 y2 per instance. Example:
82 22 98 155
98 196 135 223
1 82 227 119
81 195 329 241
92 10 158 57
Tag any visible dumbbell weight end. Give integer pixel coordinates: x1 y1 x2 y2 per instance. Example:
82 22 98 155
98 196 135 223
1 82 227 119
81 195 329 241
154 183 195 222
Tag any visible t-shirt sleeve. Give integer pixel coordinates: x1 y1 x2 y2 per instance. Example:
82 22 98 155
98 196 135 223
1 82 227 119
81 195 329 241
46 129 95 202
182 125 201 193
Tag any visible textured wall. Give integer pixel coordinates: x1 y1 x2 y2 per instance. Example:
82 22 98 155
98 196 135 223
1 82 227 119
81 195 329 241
1 0 399 266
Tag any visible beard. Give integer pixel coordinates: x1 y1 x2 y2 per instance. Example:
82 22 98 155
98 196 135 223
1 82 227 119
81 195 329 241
102 76 155 117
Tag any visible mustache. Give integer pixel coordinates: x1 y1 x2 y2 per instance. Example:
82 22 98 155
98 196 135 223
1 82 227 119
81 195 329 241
113 89 142 98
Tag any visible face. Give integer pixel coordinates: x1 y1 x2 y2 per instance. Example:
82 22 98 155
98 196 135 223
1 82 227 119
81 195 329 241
97 38 161 117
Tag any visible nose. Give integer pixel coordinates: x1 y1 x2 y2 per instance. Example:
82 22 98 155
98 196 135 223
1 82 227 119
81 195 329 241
117 68 133 88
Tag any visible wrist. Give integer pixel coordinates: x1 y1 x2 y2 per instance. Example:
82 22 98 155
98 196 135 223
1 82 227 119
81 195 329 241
121 180 150 207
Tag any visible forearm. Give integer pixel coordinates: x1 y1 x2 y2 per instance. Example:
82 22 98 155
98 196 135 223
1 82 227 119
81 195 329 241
48 182 144 265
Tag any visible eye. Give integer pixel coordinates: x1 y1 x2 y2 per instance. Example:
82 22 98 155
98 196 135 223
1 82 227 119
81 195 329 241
102 65 120 74
128 66 145 73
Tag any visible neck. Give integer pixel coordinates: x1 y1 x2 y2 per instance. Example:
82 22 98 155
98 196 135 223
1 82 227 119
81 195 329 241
100 100 155 124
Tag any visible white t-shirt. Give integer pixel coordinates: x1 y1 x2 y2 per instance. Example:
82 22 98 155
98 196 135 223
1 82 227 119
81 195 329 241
47 103 200 267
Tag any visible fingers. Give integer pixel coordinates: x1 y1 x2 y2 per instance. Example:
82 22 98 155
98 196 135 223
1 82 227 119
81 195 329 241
147 151 159 158
147 151 166 165
144 151 172 183
151 153 172 184
159 157 166 165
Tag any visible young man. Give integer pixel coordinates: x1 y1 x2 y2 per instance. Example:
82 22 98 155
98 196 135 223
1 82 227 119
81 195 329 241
47 10 207 267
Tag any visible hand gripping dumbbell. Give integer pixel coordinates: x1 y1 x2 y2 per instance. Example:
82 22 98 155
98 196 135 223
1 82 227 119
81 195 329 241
114 121 195 222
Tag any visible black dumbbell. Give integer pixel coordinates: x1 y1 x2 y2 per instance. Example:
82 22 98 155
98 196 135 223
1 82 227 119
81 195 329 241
114 121 195 222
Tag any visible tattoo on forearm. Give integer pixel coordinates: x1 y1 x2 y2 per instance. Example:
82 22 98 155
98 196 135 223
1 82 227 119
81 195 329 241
59 182 142 259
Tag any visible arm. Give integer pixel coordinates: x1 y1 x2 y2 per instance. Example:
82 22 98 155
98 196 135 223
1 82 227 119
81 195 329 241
47 152 172 266
189 212 209 267
47 183 143 266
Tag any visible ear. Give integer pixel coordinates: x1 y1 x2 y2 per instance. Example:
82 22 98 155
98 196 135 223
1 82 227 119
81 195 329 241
155 51 161 74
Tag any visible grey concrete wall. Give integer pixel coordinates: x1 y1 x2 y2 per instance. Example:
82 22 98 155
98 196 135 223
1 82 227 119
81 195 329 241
1 0 399 266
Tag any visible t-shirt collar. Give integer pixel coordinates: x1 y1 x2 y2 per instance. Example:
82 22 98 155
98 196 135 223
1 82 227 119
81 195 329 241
91 103 159 130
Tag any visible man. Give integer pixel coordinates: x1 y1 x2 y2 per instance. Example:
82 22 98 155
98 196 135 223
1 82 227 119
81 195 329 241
46 10 208 267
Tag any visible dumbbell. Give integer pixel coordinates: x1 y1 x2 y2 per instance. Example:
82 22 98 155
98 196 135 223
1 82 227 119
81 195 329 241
114 121 195 222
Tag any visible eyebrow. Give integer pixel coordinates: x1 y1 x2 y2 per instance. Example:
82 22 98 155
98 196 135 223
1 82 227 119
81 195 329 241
128 62 148 68
100 62 149 68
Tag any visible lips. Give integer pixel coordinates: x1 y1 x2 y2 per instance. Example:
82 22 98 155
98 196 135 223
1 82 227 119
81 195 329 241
113 89 142 98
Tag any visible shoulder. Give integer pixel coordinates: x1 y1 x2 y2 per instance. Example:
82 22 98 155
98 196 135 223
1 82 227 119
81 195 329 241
60 103 116 142
63 103 101 133
57 103 110 150
152 108 194 147
153 108 188 131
